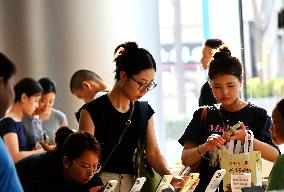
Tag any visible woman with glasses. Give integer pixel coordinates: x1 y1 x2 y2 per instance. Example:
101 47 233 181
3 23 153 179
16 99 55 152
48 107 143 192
16 126 103 192
179 46 279 191
78 42 180 192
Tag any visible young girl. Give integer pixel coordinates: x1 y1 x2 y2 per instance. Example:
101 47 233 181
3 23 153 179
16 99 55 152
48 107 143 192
0 77 44 163
78 42 181 192
266 98 284 191
179 46 279 191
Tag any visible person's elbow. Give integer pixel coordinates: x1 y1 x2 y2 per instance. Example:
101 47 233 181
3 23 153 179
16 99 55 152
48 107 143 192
263 147 280 162
269 148 280 162
181 150 190 166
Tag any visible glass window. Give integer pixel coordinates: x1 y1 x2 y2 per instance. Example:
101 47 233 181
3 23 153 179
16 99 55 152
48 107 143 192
159 0 284 167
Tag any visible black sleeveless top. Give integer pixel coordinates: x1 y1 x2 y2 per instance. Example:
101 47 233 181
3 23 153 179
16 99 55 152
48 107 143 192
81 95 154 174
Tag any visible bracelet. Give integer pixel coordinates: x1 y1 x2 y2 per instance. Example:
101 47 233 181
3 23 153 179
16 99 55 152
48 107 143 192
196 146 203 156
196 145 210 161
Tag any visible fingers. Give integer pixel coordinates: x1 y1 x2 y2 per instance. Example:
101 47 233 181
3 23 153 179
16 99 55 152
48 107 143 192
239 121 245 130
223 132 230 141
171 176 184 188
206 134 226 149
223 121 247 142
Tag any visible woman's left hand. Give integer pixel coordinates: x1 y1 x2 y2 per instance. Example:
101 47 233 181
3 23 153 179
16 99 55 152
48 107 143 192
188 178 200 192
223 121 246 143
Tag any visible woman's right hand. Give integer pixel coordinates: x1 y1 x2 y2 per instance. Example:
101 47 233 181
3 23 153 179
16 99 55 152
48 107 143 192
205 134 226 151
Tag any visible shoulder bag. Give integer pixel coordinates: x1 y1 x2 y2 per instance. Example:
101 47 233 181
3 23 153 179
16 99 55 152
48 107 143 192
134 101 161 192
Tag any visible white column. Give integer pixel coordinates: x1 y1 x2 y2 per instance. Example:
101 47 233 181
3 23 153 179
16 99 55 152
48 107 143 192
0 0 166 153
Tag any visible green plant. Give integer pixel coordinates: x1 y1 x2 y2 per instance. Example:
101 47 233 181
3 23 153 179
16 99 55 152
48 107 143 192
165 115 191 140
246 77 284 98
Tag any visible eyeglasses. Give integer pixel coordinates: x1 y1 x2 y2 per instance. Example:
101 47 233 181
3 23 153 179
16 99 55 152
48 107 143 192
129 76 157 91
72 160 101 174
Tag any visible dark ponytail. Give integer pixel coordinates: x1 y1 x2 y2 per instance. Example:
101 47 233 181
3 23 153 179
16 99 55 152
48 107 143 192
44 126 101 161
113 41 156 80
208 45 242 80
212 46 231 60
41 126 73 152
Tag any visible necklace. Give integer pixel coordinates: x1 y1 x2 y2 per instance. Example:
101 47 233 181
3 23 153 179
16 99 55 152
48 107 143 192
215 104 226 128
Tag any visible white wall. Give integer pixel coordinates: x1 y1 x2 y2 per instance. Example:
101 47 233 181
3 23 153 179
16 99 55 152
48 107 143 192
0 0 167 152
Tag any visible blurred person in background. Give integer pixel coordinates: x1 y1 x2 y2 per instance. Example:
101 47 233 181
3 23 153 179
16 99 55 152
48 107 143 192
70 70 111 122
199 38 224 107
0 77 44 163
0 52 23 191
267 98 284 191
23 77 68 146
70 69 111 103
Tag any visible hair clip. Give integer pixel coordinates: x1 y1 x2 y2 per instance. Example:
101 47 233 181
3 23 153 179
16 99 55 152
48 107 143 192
114 47 125 60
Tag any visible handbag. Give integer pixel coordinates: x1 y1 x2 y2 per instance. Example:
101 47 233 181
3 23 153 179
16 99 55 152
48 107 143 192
218 130 262 192
135 101 161 192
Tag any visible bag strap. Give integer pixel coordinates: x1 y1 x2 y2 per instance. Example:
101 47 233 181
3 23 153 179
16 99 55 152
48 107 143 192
244 130 254 153
135 101 148 178
200 106 208 132
200 106 208 122
138 101 148 147
101 101 135 171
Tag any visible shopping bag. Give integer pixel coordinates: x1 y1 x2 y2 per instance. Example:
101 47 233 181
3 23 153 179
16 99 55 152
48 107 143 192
135 101 162 192
218 130 262 192
135 140 161 192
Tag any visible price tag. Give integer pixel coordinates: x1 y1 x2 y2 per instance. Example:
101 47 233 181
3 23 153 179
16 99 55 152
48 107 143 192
231 173 251 192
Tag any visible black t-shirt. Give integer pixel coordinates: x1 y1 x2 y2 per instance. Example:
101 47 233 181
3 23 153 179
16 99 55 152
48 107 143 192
16 152 103 192
199 81 217 107
178 103 278 192
81 95 154 174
